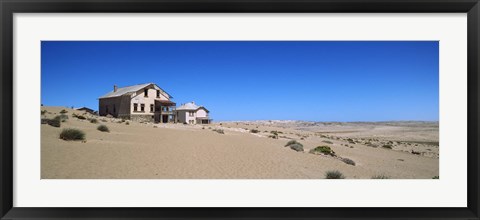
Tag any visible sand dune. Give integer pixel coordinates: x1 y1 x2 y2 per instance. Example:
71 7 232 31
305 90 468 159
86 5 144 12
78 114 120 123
41 106 439 179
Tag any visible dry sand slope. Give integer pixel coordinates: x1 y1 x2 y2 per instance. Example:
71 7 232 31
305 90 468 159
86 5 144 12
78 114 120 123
41 106 439 179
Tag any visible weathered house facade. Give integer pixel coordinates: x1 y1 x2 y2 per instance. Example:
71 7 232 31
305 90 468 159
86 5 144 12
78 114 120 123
98 83 176 123
176 102 211 124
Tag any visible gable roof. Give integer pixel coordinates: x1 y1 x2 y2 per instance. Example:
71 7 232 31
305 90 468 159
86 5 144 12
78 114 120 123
76 107 95 112
177 102 209 112
99 83 172 99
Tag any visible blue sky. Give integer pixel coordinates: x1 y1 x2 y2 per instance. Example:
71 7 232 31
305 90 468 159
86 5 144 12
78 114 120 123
41 41 439 122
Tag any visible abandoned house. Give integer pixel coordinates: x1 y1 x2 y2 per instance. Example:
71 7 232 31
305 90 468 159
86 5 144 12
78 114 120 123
176 102 211 124
98 83 176 123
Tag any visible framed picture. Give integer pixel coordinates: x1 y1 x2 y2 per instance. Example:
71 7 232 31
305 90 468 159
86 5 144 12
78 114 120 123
1 0 479 219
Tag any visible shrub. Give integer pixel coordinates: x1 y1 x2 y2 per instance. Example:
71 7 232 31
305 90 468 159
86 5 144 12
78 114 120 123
47 116 62 127
89 118 98 123
411 150 421 155
289 143 304 152
57 114 68 120
121 119 126 122
41 110 47 115
59 128 85 141
310 146 335 156
101 119 108 122
432 176 439 179
41 119 49 124
60 109 68 114
382 144 392 149
125 121 130 125
213 129 224 134
285 140 301 147
72 113 78 118
341 158 356 166
250 129 260 133
269 131 279 139
97 125 109 132
325 170 345 179
372 174 390 179
268 135 278 139
77 115 86 120
322 140 333 144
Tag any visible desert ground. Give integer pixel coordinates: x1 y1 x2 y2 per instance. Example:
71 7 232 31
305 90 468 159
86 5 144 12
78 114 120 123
41 106 439 179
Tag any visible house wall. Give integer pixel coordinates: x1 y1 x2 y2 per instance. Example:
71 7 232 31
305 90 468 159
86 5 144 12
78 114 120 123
176 110 197 124
196 108 208 118
176 108 210 124
129 88 172 122
99 97 119 117
117 95 131 118
186 110 198 124
176 110 188 124
99 85 172 122
158 91 170 101
99 97 131 118
130 88 171 114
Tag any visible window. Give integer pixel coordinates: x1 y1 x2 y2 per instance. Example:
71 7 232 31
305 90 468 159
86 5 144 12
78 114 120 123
133 103 138 112
150 104 154 112
156 90 160 98
144 89 148 97
140 104 145 112
189 111 195 117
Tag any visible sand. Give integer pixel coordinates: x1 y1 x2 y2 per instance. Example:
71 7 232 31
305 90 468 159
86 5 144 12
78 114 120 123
41 106 439 179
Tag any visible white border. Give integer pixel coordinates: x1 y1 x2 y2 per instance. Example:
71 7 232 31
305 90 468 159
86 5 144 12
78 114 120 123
14 13 467 207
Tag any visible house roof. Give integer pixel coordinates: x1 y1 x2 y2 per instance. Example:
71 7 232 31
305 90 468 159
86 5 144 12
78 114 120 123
76 107 95 111
155 100 176 106
176 102 209 112
99 83 172 99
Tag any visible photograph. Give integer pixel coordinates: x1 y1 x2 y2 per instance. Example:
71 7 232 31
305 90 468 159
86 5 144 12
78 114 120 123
40 41 439 179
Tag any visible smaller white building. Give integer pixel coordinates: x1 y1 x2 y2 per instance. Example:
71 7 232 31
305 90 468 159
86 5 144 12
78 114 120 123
176 102 211 124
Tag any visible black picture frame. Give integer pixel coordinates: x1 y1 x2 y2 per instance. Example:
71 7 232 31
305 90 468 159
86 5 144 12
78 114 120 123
1 0 479 219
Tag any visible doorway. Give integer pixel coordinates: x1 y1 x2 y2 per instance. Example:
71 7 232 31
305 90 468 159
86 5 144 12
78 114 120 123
162 115 168 123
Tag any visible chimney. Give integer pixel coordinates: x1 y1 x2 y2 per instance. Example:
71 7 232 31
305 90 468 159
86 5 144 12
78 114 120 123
114 85 118 92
